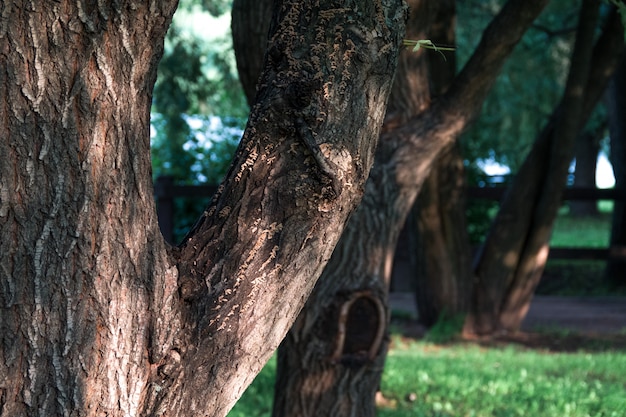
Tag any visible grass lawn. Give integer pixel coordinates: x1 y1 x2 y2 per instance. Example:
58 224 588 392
379 338 626 417
549 212 611 248
228 338 626 417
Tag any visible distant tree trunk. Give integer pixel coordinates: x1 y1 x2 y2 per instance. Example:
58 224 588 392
570 131 601 216
411 0 473 328
465 0 625 336
605 56 626 290
270 1 550 416
231 0 273 104
0 2 405 416
414 144 473 326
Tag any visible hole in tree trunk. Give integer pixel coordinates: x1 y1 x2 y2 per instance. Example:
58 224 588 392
331 291 385 367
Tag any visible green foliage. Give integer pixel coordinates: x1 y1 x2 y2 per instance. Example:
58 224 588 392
403 39 455 60
151 0 247 183
459 0 579 172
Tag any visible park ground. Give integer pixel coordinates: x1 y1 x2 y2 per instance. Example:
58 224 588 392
389 293 626 351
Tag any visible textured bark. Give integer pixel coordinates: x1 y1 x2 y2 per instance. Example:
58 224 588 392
271 1 549 416
0 1 405 416
411 0 472 328
466 1 625 335
605 56 626 289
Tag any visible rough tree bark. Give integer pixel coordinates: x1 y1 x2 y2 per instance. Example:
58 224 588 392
605 55 626 289
268 1 549 416
466 0 626 336
0 1 406 416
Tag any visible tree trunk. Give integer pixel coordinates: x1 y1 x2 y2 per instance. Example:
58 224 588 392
271 1 549 416
0 1 406 416
466 0 625 336
605 55 626 290
570 131 601 216
410 0 472 328
414 144 473 327
231 0 274 105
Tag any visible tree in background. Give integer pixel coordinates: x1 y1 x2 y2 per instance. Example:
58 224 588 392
0 1 405 415
605 56 626 289
408 0 473 328
466 0 625 335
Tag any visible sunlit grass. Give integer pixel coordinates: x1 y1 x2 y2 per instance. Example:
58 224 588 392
379 340 626 417
229 341 626 417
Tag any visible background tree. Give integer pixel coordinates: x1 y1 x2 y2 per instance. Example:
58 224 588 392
466 0 625 335
0 1 406 416
409 0 473 328
605 56 626 289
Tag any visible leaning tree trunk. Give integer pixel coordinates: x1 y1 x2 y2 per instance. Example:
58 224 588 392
410 0 473 328
270 1 550 416
466 0 625 336
0 1 406 416
605 55 626 289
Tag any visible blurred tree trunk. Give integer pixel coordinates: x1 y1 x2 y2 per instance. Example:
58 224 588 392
410 0 473 328
605 56 626 290
570 131 601 216
465 0 625 336
267 1 550 416
0 2 405 416
232 0 273 104
413 144 473 326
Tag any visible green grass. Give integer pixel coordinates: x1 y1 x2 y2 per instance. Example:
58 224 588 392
549 212 611 248
380 341 626 417
228 341 626 417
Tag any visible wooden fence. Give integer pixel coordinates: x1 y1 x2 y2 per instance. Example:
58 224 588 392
154 175 625 260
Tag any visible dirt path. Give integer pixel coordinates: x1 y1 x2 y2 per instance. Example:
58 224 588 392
521 295 626 334
389 293 626 335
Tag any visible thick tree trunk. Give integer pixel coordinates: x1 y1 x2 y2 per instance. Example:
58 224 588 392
570 131 601 216
271 1 549 416
0 1 406 416
605 56 626 289
466 1 625 336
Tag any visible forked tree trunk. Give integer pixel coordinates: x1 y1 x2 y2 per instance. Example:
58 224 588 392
0 1 406 416
465 0 625 336
269 0 549 416
605 56 626 289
